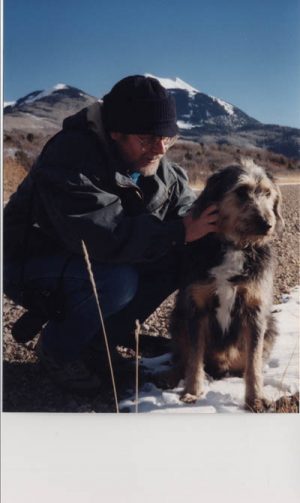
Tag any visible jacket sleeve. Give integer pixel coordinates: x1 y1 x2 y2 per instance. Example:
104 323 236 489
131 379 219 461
31 134 185 264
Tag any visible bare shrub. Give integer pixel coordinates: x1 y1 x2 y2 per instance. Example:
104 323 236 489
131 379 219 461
3 159 27 201
167 139 300 186
26 133 35 143
15 149 31 170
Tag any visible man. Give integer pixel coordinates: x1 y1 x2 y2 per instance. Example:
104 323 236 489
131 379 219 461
4 75 218 393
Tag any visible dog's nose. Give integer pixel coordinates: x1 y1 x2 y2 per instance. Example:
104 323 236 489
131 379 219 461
254 216 272 234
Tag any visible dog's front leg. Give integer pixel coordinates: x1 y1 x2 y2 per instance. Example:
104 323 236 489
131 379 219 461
180 315 206 404
244 320 272 412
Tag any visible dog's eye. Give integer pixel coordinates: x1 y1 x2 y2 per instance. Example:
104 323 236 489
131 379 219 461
265 189 271 197
235 186 249 200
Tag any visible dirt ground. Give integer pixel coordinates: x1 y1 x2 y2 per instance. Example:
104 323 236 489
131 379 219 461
2 185 300 412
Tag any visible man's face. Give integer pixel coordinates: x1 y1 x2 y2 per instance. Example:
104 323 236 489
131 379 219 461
110 133 175 176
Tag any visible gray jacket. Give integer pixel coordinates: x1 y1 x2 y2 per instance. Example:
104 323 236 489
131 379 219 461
4 102 196 264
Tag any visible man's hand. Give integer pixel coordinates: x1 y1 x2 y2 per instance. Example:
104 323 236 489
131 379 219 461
183 205 219 243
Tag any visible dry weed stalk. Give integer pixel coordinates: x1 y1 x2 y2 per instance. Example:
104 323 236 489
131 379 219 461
278 339 298 392
134 320 141 413
81 240 119 413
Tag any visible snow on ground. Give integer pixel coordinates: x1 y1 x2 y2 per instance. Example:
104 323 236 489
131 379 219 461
120 286 299 413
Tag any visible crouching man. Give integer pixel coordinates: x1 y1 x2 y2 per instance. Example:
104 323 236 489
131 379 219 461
3 75 218 394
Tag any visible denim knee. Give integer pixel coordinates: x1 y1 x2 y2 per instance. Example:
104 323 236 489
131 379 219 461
39 264 139 361
95 264 139 318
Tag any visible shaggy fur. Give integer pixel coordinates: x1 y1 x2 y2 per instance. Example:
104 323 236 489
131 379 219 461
162 161 284 412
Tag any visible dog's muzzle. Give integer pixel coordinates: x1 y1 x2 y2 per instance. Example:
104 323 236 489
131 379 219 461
252 215 273 235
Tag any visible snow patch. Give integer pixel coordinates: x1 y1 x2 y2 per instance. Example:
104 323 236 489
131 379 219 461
145 74 199 97
120 286 299 413
19 84 70 105
212 96 235 116
3 101 16 109
53 83 68 91
177 120 196 130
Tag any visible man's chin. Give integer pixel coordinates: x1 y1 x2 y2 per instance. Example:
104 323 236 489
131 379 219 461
137 159 160 176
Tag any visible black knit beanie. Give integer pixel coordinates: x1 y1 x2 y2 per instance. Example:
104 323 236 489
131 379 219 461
102 75 178 137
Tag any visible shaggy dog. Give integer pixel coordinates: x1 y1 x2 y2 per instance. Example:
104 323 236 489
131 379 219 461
161 161 284 412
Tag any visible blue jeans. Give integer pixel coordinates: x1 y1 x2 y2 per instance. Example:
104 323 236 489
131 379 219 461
4 250 181 362
4 254 138 362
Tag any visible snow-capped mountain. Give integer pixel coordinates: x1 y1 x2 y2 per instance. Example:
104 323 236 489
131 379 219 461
4 78 300 159
4 84 97 126
151 75 299 157
0 76 261 131
8 83 93 109
146 73 259 131
4 100 16 108
146 74 200 96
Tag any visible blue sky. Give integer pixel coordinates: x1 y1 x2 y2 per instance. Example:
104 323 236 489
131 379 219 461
4 0 300 127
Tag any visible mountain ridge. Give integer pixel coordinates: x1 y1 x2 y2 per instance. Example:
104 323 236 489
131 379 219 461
4 77 300 159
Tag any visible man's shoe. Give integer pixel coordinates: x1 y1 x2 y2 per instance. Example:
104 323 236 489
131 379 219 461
12 311 48 343
87 332 172 360
138 334 172 357
36 339 102 395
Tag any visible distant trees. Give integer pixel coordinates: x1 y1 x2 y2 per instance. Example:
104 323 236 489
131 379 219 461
167 139 299 185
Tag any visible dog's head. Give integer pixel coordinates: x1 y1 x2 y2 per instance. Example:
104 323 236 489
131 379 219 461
193 160 284 246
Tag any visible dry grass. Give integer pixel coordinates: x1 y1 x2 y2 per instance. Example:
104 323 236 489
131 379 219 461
167 140 300 186
3 158 27 202
3 140 300 203
273 392 299 413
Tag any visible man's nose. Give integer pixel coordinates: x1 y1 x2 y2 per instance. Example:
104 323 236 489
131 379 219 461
152 138 166 155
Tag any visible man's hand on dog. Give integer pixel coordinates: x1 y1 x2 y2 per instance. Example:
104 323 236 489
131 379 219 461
183 204 219 243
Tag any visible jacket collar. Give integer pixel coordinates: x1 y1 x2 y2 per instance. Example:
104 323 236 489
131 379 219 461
86 102 171 211
86 101 111 155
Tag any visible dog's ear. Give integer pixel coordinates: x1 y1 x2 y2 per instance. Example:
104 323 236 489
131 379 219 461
273 185 285 235
192 165 243 217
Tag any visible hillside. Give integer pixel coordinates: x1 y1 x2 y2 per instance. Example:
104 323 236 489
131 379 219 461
3 77 300 198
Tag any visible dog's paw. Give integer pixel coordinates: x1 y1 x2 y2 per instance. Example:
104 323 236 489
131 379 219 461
180 392 199 404
245 396 273 412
